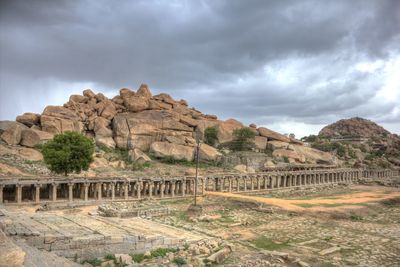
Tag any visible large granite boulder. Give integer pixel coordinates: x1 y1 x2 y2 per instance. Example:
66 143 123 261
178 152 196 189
199 144 222 162
20 129 54 147
1 124 23 145
258 127 290 143
41 106 82 134
272 149 306 163
16 112 40 127
217 119 244 143
292 145 336 164
128 148 152 163
150 141 194 161
267 140 289 150
254 136 268 150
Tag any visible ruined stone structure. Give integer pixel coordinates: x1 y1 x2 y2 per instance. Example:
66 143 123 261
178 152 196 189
205 168 362 192
0 168 399 205
0 177 203 204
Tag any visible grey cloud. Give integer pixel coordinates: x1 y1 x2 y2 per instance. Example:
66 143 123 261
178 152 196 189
0 0 399 134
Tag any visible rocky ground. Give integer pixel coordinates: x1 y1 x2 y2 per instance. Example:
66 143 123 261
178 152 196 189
1 184 399 267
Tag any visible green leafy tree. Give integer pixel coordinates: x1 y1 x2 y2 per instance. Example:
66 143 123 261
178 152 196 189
204 127 219 146
230 127 256 151
41 131 95 176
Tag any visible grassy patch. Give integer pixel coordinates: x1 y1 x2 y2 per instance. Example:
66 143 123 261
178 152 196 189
130 253 145 263
173 257 187 266
82 258 102 266
150 247 178 257
251 236 290 250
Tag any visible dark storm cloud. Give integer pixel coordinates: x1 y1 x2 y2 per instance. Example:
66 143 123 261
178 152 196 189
0 0 399 134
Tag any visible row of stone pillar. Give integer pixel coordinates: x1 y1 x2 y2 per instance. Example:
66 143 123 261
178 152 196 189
0 178 203 204
206 170 360 192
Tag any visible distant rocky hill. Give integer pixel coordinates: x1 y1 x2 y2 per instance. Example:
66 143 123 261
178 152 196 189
1 84 337 176
310 117 400 168
319 117 390 138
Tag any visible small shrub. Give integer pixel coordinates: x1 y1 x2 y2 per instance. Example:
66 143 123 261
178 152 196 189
174 257 187 266
204 127 219 146
82 258 102 266
251 236 290 250
283 156 289 163
350 214 363 221
130 253 145 263
104 254 116 261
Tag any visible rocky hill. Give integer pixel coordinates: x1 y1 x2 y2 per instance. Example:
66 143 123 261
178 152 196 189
0 84 337 177
319 117 390 138
305 117 400 168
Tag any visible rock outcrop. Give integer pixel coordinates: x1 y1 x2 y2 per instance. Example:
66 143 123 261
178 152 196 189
1 83 335 166
319 117 390 138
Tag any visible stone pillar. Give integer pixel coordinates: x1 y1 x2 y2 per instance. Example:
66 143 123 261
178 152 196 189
161 182 165 198
257 177 261 190
270 176 274 189
236 178 240 192
111 183 115 201
124 183 129 200
137 181 142 199
68 183 73 203
0 185 3 204
228 178 232 192
34 184 40 204
83 184 89 201
149 182 153 199
250 177 254 191
52 184 57 202
15 184 22 203
171 182 176 197
182 179 186 196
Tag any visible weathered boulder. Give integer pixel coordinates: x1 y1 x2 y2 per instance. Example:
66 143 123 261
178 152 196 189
69 94 87 103
292 145 335 164
90 157 109 169
94 117 110 132
267 141 289 150
1 124 23 145
16 112 40 127
136 84 152 99
264 160 276 168
199 144 222 161
272 149 305 163
83 89 96 98
128 148 152 163
41 115 82 134
150 141 194 161
95 127 113 138
129 134 156 151
20 129 54 147
96 136 116 149
100 101 117 120
254 136 268 150
165 135 186 145
233 164 255 173
153 93 175 105
207 247 232 264
0 121 27 135
258 127 290 143
217 119 244 143
41 106 82 134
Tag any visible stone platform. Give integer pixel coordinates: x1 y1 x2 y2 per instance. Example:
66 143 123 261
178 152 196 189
0 209 206 261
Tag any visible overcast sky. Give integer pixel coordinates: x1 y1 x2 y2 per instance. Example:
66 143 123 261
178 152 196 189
0 0 399 137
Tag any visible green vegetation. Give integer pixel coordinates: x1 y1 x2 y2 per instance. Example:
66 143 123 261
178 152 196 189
130 253 145 263
104 254 116 261
82 258 102 266
150 247 178 257
283 156 289 163
42 131 94 176
204 127 219 146
173 257 187 266
311 142 345 157
350 214 363 221
301 134 318 143
157 155 221 168
251 236 290 250
131 161 152 171
222 127 255 151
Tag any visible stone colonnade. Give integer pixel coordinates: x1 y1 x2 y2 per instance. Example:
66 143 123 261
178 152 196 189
204 168 362 192
0 177 203 204
363 169 400 178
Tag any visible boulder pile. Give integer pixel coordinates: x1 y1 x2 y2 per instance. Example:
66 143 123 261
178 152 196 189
1 84 335 165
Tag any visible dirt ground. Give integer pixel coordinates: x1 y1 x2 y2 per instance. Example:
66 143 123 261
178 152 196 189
206 185 400 211
156 184 400 267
